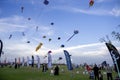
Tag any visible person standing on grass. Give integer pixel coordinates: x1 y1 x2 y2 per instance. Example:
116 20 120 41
106 64 113 80
14 58 17 69
93 64 99 80
98 71 103 80
31 55 34 67
54 65 59 75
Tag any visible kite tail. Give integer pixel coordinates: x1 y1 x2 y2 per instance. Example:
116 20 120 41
67 34 75 42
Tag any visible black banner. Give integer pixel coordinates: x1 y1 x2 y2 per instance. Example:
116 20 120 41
0 40 3 57
105 43 120 72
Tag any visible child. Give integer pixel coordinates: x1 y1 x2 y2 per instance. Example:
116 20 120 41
50 67 54 76
89 70 94 80
99 71 103 80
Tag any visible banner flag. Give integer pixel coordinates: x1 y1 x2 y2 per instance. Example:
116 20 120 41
37 55 40 69
0 40 3 57
48 52 52 68
105 43 120 77
64 50 73 70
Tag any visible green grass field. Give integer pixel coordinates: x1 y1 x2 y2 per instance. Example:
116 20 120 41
0 65 118 80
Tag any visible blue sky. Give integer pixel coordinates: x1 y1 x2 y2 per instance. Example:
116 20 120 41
0 0 120 65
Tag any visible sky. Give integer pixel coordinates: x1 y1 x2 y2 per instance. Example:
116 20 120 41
0 0 120 65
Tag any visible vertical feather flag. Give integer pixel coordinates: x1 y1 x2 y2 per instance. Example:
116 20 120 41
37 55 40 69
27 56 29 67
64 50 73 70
0 40 3 57
48 51 52 68
105 43 120 77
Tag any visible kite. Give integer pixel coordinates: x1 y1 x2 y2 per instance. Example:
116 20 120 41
43 35 46 38
21 6 24 13
67 30 79 42
43 0 49 5
36 26 39 32
9 34 12 39
61 44 65 48
89 0 94 7
0 40 3 57
58 37 61 40
49 38 52 42
28 18 31 20
51 22 54 25
58 57 62 61
35 43 43 51
22 32 25 36
27 41 30 43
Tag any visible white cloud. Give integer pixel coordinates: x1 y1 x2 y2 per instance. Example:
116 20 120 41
52 6 120 17
0 15 55 36
109 8 120 17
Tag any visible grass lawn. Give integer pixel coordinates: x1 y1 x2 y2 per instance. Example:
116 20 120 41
0 65 118 80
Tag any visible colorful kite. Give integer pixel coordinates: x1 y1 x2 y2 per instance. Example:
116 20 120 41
67 30 79 42
35 43 43 51
89 0 94 7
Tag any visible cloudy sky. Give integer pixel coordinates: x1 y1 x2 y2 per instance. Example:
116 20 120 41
0 0 120 65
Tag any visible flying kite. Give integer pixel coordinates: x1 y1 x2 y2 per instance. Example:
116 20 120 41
43 0 49 5
61 44 65 48
67 30 79 42
9 34 12 39
35 43 43 51
51 22 54 25
48 38 52 42
58 57 62 61
58 37 61 40
28 18 31 20
22 32 25 36
89 0 94 7
36 26 38 31
43 35 46 38
21 6 24 13
27 41 30 43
